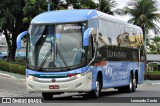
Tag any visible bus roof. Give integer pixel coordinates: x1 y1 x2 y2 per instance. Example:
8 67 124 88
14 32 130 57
31 9 98 24
31 9 141 30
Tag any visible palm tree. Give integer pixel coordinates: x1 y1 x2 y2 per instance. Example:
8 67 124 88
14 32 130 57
97 0 117 15
148 36 160 54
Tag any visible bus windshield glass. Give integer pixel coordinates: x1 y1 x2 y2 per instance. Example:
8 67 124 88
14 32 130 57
27 23 86 69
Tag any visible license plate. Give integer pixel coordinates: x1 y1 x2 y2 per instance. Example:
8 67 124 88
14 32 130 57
49 85 59 89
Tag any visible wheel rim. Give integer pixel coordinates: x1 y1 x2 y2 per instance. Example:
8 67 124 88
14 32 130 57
129 77 132 90
133 78 136 89
96 81 100 96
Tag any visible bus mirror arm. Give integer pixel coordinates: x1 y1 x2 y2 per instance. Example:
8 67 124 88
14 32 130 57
16 31 28 50
83 28 93 46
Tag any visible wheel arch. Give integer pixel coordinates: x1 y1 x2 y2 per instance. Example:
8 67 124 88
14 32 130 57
130 70 134 76
97 70 103 88
135 70 138 86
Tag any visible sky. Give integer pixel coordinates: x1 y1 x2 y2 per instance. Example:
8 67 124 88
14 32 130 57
113 0 135 22
94 0 160 23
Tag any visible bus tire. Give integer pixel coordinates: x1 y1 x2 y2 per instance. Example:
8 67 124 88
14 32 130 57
135 72 138 88
132 75 137 92
88 77 101 98
118 74 136 93
126 74 135 93
42 93 53 100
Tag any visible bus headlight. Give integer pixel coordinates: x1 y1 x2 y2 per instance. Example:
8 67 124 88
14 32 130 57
76 74 82 78
27 75 35 80
75 71 92 79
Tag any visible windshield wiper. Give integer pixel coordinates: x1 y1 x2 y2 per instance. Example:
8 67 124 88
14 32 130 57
39 50 52 70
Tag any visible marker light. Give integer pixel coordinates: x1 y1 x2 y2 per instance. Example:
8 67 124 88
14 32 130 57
68 74 76 77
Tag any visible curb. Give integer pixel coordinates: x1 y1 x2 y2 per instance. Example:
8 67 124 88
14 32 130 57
0 72 17 79
0 70 25 80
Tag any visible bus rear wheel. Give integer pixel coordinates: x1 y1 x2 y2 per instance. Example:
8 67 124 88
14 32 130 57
118 74 136 93
132 76 137 92
42 93 53 100
125 74 136 93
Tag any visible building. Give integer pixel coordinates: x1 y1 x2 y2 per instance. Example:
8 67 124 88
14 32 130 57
0 34 26 59
147 54 160 71
0 36 7 46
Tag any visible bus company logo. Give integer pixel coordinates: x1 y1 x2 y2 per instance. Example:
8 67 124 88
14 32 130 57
105 66 113 76
2 98 11 103
51 78 56 82
64 26 81 30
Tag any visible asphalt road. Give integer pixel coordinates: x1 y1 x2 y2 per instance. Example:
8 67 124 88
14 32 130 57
0 72 160 106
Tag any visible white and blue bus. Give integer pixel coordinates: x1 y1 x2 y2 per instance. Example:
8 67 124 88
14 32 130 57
17 9 145 100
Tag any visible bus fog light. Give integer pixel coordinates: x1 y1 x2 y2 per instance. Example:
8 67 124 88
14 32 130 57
28 84 34 89
75 83 82 88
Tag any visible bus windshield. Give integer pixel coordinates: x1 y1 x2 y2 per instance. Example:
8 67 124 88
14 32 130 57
27 23 86 69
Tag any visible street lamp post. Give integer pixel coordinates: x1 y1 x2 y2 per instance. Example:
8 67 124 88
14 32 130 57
46 0 52 11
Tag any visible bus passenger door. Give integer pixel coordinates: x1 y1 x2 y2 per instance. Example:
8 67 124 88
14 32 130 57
87 33 100 88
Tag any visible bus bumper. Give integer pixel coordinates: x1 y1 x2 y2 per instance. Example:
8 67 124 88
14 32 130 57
26 71 92 93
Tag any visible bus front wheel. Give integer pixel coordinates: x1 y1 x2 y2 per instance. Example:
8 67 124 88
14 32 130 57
88 77 102 98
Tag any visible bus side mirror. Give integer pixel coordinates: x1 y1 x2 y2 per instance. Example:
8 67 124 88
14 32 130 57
83 28 93 46
16 31 28 50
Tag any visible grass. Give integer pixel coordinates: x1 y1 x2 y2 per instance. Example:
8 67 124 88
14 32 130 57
146 71 160 75
0 59 26 75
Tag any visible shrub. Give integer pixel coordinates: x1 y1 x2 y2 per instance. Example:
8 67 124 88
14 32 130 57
145 71 160 80
0 61 26 75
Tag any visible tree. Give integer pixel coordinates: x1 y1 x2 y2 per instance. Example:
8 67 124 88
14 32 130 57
23 0 47 24
23 0 68 24
67 0 117 14
66 0 97 9
148 36 160 54
97 0 117 15
0 0 28 62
